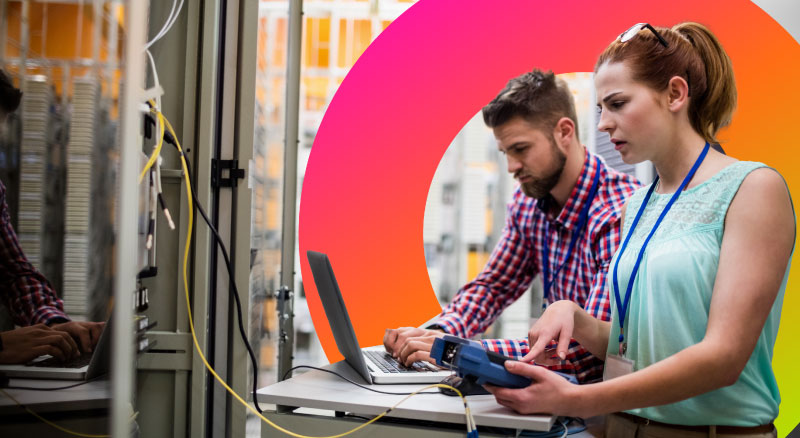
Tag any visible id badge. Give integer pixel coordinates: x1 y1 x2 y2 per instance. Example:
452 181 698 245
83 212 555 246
604 354 634 381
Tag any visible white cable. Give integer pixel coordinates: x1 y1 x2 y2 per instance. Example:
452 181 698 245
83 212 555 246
147 169 157 250
145 0 185 51
145 0 178 49
155 156 164 194
155 156 175 230
145 49 161 110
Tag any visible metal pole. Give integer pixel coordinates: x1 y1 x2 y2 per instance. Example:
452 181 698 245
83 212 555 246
106 1 119 102
277 0 302 386
91 0 101 78
20 0 28 76
41 2 46 60
76 0 84 62
113 0 147 436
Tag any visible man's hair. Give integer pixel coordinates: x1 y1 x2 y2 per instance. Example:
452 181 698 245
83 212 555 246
0 69 22 114
482 69 579 140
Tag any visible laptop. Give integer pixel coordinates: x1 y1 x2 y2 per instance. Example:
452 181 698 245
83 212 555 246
0 316 112 381
307 250 453 384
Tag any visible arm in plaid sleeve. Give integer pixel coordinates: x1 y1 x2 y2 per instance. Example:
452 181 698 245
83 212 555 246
480 337 603 384
478 206 625 383
537 213 623 383
481 338 529 360
583 212 621 323
0 182 68 326
550 210 624 382
436 195 539 338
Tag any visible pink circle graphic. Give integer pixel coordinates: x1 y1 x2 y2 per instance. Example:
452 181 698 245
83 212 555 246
299 0 800 433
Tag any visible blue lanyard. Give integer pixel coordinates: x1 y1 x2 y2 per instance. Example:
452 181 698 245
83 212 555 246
542 167 601 300
611 142 710 355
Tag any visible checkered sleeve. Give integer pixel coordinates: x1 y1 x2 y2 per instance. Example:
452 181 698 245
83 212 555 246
584 212 621 323
481 338 529 360
436 195 538 338
481 337 602 383
477 196 629 384
560 184 632 383
0 183 68 326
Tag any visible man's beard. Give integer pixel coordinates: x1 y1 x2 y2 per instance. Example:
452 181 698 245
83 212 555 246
519 137 567 199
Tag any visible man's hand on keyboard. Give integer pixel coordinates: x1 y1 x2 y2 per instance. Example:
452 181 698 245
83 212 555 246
0 324 79 364
51 321 105 354
383 327 445 366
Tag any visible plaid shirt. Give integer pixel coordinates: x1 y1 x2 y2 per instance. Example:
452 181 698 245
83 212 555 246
0 181 69 326
436 150 639 383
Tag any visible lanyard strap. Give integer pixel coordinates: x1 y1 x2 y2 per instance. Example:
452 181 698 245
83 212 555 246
612 142 710 347
542 165 601 299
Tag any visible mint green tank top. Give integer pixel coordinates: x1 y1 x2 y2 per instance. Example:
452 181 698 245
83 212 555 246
606 161 791 426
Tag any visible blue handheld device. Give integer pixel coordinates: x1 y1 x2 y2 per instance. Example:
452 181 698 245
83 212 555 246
430 335 531 388
430 335 578 388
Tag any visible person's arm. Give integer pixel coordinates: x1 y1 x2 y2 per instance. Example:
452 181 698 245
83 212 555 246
567 206 625 359
519 203 624 371
521 300 611 363
489 168 795 417
0 183 69 326
481 338 530 360
386 193 539 362
436 194 539 338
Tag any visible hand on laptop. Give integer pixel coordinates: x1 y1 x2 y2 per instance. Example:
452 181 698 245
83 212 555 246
383 327 445 366
51 321 105 354
0 324 80 364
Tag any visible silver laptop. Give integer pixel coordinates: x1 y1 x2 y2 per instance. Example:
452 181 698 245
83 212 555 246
307 250 453 384
0 316 111 381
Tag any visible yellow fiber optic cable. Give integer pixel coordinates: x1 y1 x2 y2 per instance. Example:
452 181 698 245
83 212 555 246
157 110 477 438
139 101 165 184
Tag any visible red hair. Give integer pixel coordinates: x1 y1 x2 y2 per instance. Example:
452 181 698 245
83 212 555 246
596 22 736 144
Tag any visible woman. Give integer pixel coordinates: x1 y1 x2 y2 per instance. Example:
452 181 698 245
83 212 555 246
485 22 794 437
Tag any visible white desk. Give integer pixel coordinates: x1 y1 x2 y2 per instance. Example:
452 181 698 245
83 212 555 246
257 361 604 437
0 378 111 436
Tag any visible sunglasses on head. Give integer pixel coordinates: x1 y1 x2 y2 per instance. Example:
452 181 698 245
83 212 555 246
618 23 669 48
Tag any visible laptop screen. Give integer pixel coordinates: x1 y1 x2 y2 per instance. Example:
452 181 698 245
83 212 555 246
306 250 373 384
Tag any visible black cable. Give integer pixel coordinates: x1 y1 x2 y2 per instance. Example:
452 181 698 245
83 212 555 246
167 138 265 414
5 374 106 391
166 130 441 411
281 365 439 396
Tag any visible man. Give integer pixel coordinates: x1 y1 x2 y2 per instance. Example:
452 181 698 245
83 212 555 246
0 69 103 365
384 69 639 383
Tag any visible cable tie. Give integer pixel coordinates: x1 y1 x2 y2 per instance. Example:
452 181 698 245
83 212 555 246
142 85 165 104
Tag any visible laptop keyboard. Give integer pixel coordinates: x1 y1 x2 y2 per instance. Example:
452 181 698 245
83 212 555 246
364 350 434 373
31 353 93 369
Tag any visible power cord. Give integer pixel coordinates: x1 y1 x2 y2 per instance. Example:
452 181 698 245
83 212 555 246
281 365 441 396
158 119 264 414
4 374 106 391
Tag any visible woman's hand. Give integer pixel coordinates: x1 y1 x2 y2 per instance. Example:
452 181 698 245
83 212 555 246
485 361 582 417
521 300 580 363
